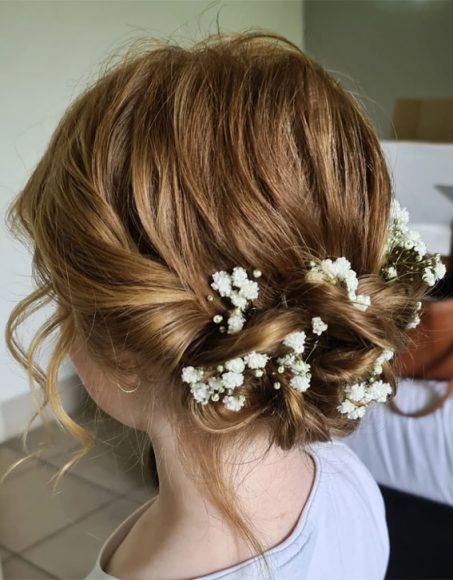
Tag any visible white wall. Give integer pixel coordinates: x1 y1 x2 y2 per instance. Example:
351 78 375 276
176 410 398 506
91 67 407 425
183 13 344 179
304 0 453 140
0 1 304 440
381 141 453 256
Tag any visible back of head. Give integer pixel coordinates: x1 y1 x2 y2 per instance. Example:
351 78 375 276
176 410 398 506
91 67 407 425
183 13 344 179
5 30 432 578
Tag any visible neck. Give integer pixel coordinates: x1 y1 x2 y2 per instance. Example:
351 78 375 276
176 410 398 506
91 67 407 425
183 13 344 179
120 405 317 577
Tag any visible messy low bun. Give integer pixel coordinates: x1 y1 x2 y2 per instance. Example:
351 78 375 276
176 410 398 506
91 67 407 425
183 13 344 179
177 263 425 447
5 30 430 579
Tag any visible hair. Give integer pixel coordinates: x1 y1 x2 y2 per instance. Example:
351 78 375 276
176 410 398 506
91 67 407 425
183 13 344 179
4 30 426 579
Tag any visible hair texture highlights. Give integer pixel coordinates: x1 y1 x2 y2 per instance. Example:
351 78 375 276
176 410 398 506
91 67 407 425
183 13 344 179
5 31 427 579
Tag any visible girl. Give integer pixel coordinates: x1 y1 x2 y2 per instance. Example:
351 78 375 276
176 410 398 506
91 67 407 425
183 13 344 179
6 30 444 580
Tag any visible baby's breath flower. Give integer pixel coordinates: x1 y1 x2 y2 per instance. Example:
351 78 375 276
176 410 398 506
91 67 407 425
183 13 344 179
289 374 311 392
289 359 311 375
373 348 394 375
433 255 446 280
312 316 328 336
337 400 367 420
231 266 248 287
407 314 421 329
367 380 392 403
282 331 306 354
210 271 232 297
243 351 270 369
229 292 248 310
386 200 446 290
181 366 205 384
221 371 244 390
407 301 422 330
209 267 261 334
224 358 246 373
223 394 246 411
422 268 436 287
382 265 397 280
190 383 211 405
308 257 371 311
227 311 246 334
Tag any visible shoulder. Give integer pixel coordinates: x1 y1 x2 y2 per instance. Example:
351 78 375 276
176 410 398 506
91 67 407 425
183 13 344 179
310 437 384 492
307 438 388 530
303 438 390 578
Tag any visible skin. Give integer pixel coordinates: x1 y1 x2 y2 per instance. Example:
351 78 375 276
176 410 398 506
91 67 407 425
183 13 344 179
69 338 316 580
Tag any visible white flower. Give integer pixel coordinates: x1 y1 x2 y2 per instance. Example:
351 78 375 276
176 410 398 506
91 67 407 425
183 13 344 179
224 357 246 373
390 199 409 229
238 279 259 301
181 366 205 384
312 316 328 336
433 256 446 280
223 394 246 411
211 271 232 297
243 351 270 369
344 382 367 403
221 371 244 389
382 265 397 280
283 331 306 354
334 257 354 278
308 258 370 310
354 294 371 312
208 376 224 391
289 359 311 375
373 348 394 375
190 383 211 404
367 380 392 403
229 291 248 310
289 373 311 392
422 268 436 287
343 271 359 294
337 400 366 420
231 266 248 287
318 258 340 281
407 314 420 329
227 311 246 334
407 301 422 328
209 266 262 335
407 230 427 258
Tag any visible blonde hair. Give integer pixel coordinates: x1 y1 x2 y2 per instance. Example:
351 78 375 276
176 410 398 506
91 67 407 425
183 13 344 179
4 30 425 579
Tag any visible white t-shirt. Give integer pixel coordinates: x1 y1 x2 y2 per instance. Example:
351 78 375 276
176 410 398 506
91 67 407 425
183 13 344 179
85 439 389 580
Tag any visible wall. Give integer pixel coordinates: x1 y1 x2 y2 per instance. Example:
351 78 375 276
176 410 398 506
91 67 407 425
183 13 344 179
0 0 304 441
304 0 453 139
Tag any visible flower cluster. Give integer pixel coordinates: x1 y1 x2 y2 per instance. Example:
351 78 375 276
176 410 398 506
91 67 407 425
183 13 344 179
275 326 320 392
181 351 269 411
181 317 328 410
337 348 394 420
208 266 261 334
337 380 393 420
306 257 371 312
382 199 446 289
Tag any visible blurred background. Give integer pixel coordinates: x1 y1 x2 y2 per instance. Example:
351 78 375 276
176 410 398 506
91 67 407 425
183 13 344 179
1 1 452 579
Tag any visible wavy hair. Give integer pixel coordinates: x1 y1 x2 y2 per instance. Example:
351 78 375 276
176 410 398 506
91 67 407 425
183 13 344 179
4 30 426 579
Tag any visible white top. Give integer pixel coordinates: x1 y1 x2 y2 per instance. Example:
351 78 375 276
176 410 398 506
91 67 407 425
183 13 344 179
85 440 389 580
344 377 453 506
